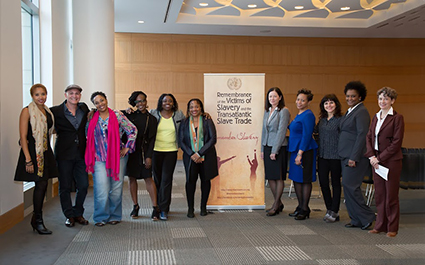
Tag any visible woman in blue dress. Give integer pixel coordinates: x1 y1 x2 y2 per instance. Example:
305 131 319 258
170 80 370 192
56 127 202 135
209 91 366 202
288 89 318 220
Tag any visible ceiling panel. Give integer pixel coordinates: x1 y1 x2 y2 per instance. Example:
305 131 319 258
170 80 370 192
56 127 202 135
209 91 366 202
114 0 425 38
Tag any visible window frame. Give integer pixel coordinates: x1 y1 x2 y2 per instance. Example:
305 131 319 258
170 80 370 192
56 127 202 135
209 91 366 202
21 0 41 192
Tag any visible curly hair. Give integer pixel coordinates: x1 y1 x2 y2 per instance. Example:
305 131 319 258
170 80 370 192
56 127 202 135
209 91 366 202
90 91 107 103
186 98 204 117
265 87 285 110
377 87 398 100
156 93 178 112
128 91 147 107
297 89 313 101
319 94 343 120
344 81 367 102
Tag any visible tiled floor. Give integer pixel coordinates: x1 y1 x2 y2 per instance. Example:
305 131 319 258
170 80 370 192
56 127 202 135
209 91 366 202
1 161 424 265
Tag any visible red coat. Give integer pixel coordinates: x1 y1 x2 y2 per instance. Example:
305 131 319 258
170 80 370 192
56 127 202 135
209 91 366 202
365 111 404 162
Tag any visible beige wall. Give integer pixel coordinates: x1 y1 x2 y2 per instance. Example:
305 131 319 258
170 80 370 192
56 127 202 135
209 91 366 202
0 0 24 218
115 33 425 148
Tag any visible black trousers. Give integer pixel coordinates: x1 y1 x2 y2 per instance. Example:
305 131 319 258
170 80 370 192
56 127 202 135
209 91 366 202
57 159 89 218
185 161 211 210
318 158 342 213
152 151 177 212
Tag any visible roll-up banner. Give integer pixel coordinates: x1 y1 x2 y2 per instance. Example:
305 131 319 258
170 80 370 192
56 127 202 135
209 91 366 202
204 73 265 210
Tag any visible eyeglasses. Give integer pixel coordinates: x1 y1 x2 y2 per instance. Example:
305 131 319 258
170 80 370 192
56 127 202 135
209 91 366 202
134 100 146 104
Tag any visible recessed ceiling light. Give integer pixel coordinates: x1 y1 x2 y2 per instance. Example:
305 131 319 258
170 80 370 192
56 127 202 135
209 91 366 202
248 4 257 8
137 20 144 24
199 3 208 7
341 7 350 11
295 6 304 10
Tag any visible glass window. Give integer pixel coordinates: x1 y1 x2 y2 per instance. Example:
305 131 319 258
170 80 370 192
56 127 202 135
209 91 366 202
21 8 33 106
21 0 40 191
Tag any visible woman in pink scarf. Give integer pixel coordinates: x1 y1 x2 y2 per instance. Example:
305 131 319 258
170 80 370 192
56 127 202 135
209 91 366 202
86 91 137 227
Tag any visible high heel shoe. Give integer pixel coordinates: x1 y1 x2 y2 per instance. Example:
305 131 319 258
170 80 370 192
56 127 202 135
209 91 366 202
151 206 160 221
294 210 310 220
266 208 279 216
130 204 140 219
266 204 284 213
277 204 284 213
288 207 301 217
31 212 52 235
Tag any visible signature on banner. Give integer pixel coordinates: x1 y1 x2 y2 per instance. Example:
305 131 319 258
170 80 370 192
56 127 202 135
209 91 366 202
217 131 259 145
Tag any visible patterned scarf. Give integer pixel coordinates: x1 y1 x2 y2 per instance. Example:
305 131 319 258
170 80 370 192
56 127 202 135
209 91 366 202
189 116 204 159
28 101 55 177
85 108 121 181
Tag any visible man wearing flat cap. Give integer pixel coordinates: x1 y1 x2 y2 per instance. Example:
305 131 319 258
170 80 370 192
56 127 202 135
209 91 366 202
50 84 90 227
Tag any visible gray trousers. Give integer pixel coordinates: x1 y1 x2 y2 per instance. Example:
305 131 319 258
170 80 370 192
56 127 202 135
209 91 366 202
341 157 375 226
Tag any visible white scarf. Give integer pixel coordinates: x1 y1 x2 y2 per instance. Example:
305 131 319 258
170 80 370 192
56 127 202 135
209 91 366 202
28 101 54 177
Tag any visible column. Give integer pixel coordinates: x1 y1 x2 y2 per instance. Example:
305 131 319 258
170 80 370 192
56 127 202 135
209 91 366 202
0 0 25 229
72 0 115 107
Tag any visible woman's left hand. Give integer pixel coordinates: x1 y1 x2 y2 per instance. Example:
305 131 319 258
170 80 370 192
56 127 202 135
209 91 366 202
348 159 356 167
295 155 302 165
191 153 201 163
203 112 211 120
270 153 276 160
144 158 152 169
87 109 96 120
120 147 129 158
370 157 379 169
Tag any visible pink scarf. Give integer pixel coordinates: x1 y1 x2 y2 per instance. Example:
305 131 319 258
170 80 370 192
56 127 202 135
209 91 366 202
85 108 121 181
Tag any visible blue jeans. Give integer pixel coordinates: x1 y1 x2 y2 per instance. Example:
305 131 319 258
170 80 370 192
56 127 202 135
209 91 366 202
92 156 128 223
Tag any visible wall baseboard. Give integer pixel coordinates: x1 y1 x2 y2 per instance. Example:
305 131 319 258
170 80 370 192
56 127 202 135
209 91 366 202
0 203 24 235
52 181 59 197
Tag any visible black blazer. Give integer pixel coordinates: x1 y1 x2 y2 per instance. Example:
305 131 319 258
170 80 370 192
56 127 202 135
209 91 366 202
179 116 218 180
50 101 89 160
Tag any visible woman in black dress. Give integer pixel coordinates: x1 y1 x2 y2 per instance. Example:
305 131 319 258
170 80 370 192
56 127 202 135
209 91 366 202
261 87 290 216
14 84 59 234
123 91 158 220
179 99 218 218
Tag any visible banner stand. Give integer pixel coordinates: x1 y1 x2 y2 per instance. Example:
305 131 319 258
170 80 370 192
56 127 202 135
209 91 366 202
204 73 265 210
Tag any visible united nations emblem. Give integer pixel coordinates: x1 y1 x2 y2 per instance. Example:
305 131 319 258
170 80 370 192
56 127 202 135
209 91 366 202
227 77 242 90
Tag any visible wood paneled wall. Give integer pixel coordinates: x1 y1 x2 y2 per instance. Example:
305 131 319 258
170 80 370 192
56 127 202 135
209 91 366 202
115 33 425 148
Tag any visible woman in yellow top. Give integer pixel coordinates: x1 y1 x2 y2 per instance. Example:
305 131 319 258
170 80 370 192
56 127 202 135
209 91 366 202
150 94 185 220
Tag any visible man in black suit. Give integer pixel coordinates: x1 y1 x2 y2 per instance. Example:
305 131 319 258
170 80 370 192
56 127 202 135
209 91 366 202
51 84 90 227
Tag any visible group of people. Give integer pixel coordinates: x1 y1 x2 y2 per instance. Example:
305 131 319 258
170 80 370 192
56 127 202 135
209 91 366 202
15 84 217 234
262 81 404 238
15 80 404 239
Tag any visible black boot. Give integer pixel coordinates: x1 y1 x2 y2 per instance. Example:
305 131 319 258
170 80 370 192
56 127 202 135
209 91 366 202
31 212 52 235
